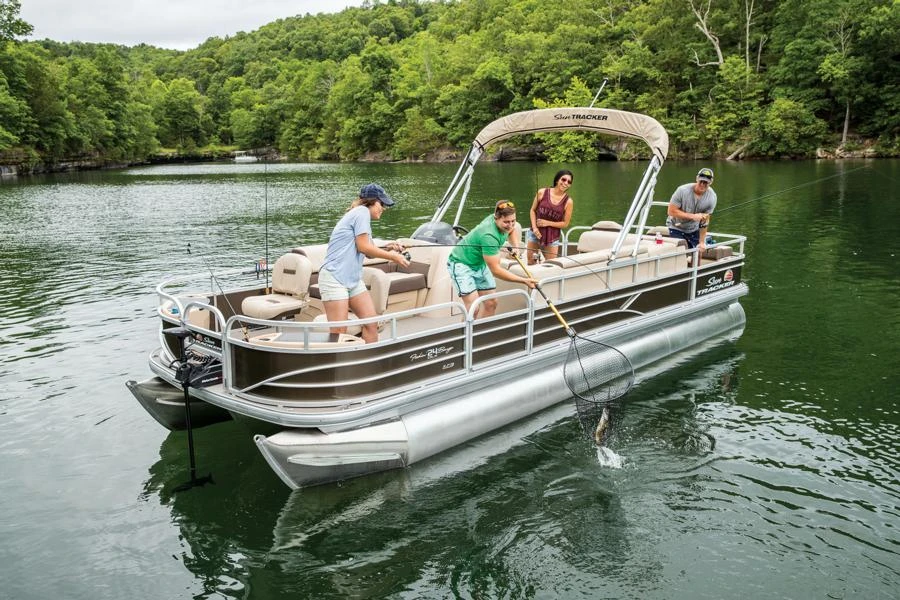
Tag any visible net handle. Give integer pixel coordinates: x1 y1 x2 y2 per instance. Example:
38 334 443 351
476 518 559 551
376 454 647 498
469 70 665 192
507 247 575 337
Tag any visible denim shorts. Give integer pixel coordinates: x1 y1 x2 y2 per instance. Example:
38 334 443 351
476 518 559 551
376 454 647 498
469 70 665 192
318 268 367 301
448 261 495 297
525 229 562 247
666 228 700 249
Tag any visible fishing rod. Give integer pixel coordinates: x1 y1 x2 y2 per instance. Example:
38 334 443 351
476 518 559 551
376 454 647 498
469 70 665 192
263 156 270 292
396 241 614 283
588 78 609 108
715 165 870 215
186 242 250 342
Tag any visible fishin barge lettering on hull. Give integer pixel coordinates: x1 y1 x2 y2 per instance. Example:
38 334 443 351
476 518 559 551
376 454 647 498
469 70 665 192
409 345 453 362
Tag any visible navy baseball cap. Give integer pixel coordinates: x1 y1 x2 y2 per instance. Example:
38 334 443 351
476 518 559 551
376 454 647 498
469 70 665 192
359 183 395 207
697 168 714 182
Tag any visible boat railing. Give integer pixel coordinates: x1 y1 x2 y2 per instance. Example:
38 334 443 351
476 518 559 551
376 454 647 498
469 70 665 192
467 289 536 369
222 305 461 401
226 300 466 345
155 267 268 359
156 268 271 318
534 230 747 311
216 291 535 404
563 223 745 259
156 267 265 298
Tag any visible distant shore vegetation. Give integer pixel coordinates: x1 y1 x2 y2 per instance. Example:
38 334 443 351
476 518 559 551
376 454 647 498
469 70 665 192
0 0 898 172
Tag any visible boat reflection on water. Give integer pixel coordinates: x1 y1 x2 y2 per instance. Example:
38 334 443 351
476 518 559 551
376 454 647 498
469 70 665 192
141 332 744 598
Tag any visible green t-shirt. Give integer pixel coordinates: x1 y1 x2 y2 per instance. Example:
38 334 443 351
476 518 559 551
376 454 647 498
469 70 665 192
448 214 506 268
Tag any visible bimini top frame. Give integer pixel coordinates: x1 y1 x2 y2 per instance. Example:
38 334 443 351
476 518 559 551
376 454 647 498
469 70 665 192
430 107 670 261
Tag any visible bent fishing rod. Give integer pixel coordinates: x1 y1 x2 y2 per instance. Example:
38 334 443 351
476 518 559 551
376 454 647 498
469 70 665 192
715 165 870 215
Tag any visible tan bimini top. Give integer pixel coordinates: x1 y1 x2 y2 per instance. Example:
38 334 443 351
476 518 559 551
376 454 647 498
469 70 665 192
472 107 669 163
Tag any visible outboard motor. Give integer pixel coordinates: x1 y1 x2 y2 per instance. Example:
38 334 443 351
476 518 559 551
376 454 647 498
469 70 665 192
410 221 458 245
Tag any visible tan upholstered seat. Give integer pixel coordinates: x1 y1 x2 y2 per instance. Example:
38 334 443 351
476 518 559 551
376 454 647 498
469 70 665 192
701 245 733 260
591 220 622 231
242 253 312 320
361 267 391 314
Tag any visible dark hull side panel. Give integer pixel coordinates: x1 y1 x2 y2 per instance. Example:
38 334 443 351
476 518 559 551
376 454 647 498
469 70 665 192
226 269 721 404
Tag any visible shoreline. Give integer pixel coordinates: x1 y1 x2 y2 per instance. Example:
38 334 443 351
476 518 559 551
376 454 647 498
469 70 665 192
0 144 885 177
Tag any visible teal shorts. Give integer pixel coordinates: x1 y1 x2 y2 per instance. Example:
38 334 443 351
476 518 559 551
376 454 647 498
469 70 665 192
448 261 495 297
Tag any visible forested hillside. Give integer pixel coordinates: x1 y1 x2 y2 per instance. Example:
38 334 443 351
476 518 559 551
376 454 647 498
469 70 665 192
1 0 898 170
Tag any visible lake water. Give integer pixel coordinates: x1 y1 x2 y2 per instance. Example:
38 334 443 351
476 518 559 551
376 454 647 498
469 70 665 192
1 159 898 599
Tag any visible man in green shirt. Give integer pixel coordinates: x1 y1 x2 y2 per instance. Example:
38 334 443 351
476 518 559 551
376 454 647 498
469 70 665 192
447 200 537 319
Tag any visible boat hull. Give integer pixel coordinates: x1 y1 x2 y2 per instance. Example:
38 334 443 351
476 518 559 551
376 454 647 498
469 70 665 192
255 297 746 488
126 377 232 431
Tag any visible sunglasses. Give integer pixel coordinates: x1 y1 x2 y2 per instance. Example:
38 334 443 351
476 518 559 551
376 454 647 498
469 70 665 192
559 177 572 183
496 201 515 210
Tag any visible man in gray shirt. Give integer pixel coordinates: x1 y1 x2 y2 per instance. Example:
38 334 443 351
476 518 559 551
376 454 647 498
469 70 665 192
666 167 717 249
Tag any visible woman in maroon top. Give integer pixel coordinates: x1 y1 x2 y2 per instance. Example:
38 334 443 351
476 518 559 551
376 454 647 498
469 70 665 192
526 169 574 264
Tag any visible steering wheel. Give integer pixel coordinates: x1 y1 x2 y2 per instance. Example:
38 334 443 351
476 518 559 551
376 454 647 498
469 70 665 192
452 225 469 238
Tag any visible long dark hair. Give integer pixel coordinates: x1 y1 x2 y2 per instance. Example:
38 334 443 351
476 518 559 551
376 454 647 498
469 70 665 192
553 170 573 187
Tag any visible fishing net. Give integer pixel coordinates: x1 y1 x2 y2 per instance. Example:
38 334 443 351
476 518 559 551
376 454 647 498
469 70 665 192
564 335 634 404
574 396 614 445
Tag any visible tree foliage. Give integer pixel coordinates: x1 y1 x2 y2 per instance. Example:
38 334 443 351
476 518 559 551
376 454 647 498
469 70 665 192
0 0 898 167
0 0 31 42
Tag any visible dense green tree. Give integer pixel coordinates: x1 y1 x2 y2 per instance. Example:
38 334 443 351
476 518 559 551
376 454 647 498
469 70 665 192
0 0 31 42
1 0 899 168
534 77 602 162
749 96 827 156
154 78 207 149
11 44 73 158
0 71 26 148
701 56 763 154
839 0 899 142
119 99 158 159
437 55 515 146
65 57 117 155
392 105 444 159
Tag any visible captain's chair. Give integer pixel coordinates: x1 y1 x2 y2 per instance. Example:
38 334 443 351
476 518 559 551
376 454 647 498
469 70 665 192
242 253 312 320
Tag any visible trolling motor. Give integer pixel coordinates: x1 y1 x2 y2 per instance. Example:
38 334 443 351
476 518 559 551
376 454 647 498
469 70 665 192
164 326 214 493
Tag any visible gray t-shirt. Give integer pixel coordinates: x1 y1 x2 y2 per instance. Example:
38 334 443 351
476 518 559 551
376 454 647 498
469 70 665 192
322 205 372 287
666 183 717 233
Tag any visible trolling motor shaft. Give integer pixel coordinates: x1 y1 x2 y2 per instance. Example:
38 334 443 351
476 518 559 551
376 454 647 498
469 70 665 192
164 326 214 493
